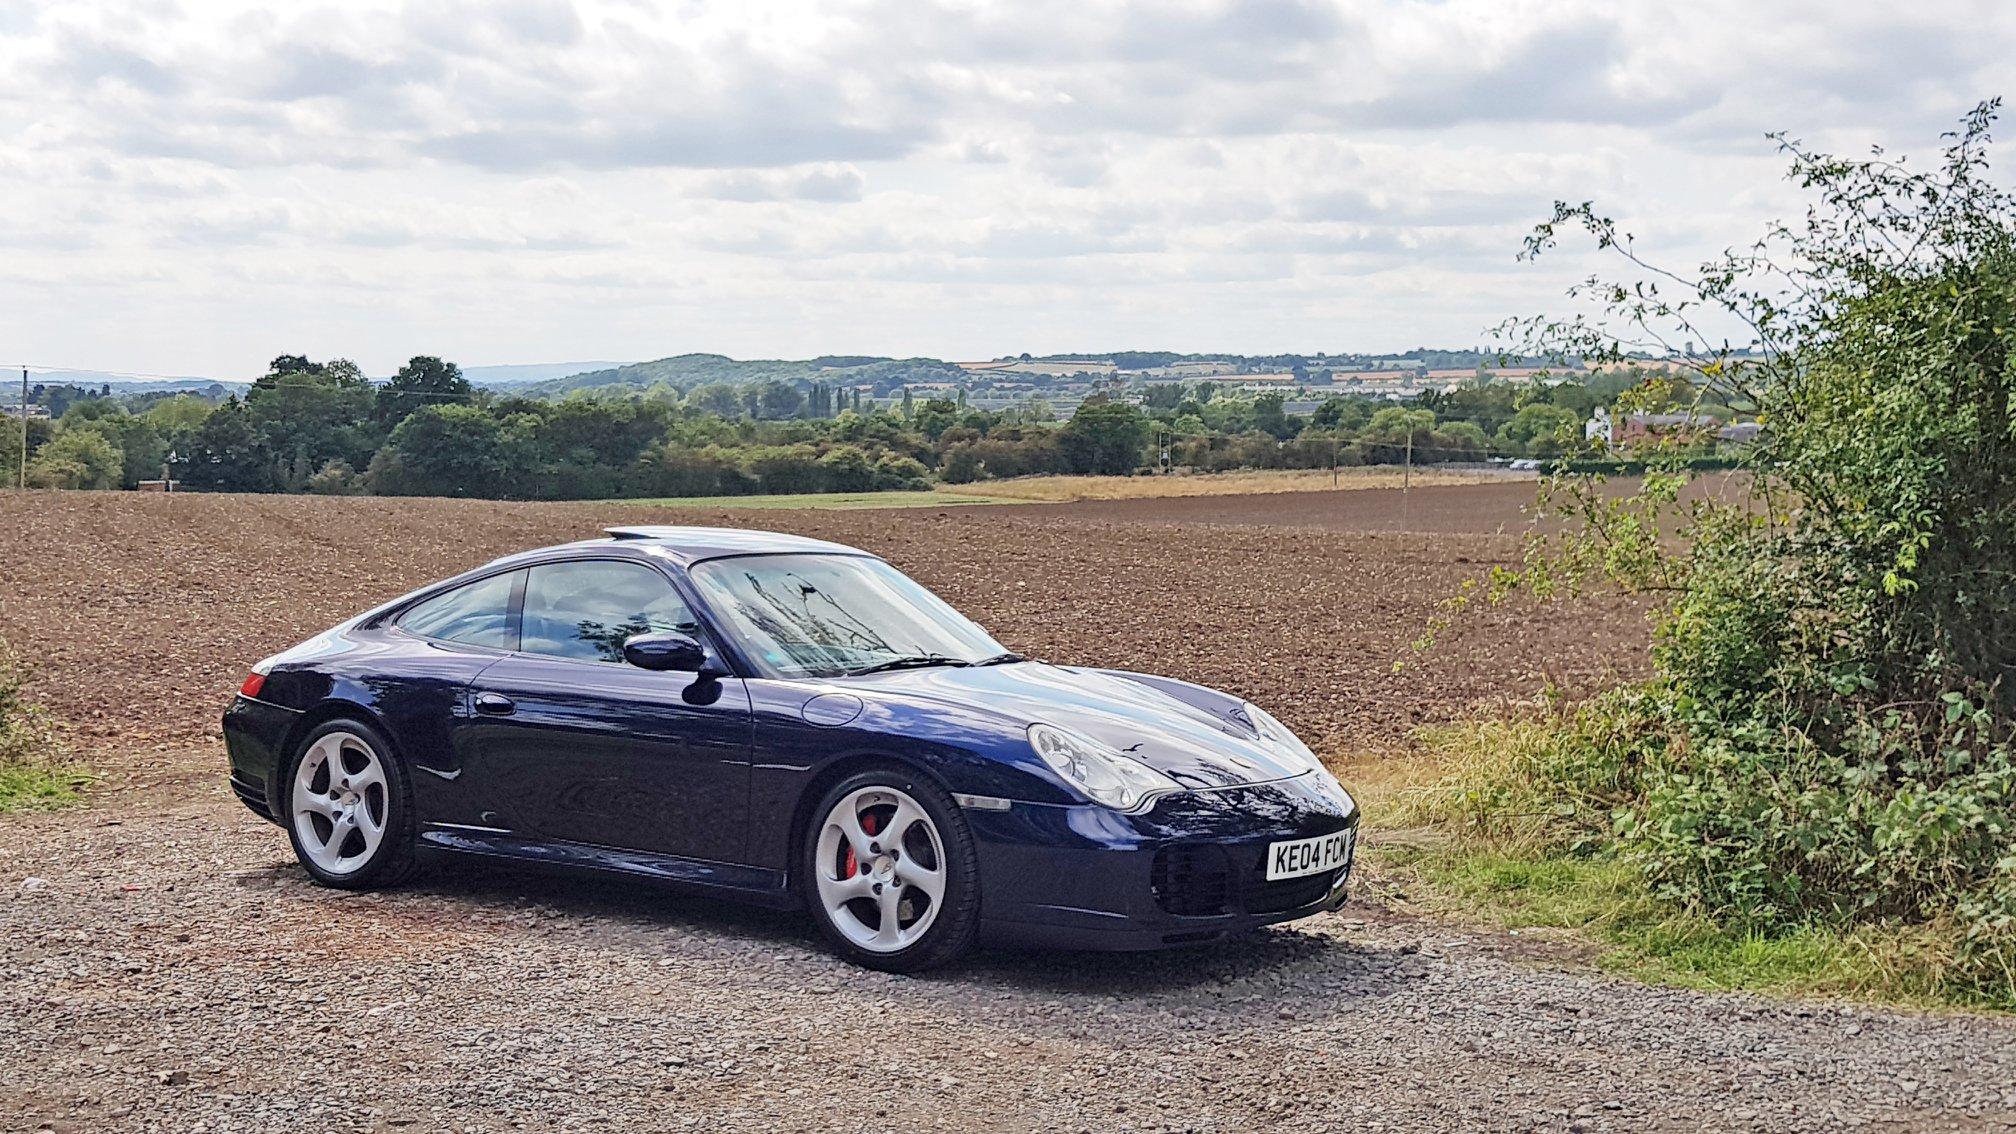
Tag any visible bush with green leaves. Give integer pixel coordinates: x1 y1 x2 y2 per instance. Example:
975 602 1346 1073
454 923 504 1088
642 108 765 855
1444 102 2016 1004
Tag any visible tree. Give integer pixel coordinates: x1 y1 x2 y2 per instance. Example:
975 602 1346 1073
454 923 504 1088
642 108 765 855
744 380 801 420
1310 396 1369 432
368 405 506 497
180 397 272 492
1252 392 1299 440
1059 401 1149 475
1496 402 1580 457
912 397 958 440
1359 406 1434 464
241 357 378 491
145 395 215 438
72 413 166 487
815 445 876 491
688 383 743 417
376 356 472 427
25 429 121 489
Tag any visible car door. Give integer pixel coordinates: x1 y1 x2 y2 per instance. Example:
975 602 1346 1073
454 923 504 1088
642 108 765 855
462 558 754 864
378 567 526 823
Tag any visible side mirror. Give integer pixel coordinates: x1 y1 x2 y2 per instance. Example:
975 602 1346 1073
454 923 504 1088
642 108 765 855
622 632 710 673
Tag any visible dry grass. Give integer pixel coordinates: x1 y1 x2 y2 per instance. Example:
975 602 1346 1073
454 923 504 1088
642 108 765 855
941 465 1522 503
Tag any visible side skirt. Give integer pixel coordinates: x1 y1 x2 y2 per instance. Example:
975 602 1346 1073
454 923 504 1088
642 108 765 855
417 826 797 909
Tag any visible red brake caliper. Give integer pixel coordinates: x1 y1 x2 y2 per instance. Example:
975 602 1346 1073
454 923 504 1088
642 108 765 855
843 810 881 878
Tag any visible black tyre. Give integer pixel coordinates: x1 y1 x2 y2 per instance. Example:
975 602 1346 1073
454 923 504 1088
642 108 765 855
803 766 980 973
281 718 420 890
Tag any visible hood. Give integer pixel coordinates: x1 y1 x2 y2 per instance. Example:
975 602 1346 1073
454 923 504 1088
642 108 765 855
847 662 1303 789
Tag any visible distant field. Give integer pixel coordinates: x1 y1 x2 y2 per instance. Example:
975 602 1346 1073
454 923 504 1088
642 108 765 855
618 489 1020 510
955 466 1519 503
623 466 1523 511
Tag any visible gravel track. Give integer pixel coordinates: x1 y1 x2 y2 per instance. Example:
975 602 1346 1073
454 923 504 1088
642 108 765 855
1 488 2011 1133
6 800 2013 1134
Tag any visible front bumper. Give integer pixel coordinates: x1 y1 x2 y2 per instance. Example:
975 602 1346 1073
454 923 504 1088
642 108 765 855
969 771 1359 951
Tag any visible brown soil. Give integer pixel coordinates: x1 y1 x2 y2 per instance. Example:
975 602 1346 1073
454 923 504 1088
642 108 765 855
979 471 1747 534
0 485 1645 785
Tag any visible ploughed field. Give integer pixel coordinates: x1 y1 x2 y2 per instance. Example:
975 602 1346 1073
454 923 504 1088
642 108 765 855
5 486 2012 1134
0 486 1646 781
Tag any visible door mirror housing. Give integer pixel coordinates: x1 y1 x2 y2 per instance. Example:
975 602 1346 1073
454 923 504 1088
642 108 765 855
622 631 711 673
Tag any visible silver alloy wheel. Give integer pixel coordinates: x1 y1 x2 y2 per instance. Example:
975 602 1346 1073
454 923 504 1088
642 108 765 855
290 730 389 876
814 785 947 953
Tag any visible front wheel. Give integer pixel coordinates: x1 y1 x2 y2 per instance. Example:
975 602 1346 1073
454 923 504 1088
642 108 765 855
804 768 980 973
283 719 419 890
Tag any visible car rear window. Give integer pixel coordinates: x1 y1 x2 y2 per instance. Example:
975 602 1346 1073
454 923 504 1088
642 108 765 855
397 570 520 649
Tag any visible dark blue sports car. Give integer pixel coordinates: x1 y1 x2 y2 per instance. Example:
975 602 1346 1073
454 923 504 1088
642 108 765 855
223 526 1360 971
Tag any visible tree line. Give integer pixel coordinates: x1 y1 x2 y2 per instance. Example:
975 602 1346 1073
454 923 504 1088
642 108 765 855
5 352 1710 499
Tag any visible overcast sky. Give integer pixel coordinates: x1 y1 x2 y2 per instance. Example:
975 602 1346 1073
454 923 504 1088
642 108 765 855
0 0 2007 379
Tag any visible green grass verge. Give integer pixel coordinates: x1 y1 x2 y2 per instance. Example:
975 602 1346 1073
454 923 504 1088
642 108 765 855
1365 710 2010 1011
0 760 93 813
1375 841 1998 1010
613 490 1022 510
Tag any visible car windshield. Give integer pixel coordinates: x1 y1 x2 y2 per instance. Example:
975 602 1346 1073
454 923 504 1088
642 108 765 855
687 553 1008 679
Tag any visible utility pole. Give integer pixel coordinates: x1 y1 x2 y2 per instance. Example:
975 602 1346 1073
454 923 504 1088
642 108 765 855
1403 427 1413 494
17 367 26 491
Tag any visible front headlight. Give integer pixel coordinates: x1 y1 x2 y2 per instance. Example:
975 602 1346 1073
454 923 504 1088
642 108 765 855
1028 723 1180 813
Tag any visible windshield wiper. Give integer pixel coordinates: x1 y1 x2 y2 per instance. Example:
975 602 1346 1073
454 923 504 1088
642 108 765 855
972 652 1026 666
843 654 972 677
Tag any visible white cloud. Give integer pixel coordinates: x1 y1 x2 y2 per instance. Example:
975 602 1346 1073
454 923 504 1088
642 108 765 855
0 0 2007 375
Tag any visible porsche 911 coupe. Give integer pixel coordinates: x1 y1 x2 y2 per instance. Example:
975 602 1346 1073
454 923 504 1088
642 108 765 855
223 525 1360 971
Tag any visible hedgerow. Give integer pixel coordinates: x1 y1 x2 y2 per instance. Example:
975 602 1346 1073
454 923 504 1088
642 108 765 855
1428 102 2016 1006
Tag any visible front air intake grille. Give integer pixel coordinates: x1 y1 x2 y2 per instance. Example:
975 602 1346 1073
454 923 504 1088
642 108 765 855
1151 844 1233 916
1245 869 1341 914
1153 835 1354 918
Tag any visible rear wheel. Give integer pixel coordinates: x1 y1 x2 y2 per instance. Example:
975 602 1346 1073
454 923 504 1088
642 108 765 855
804 768 979 972
283 719 419 890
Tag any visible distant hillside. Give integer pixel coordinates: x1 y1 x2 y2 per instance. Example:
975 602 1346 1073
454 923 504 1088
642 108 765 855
14 370 250 397
460 361 630 388
519 353 964 397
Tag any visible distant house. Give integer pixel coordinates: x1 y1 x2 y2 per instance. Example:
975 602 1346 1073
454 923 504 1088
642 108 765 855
1585 407 1613 445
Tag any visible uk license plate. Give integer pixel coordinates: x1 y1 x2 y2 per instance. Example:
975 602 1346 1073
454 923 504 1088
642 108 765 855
1265 829 1354 881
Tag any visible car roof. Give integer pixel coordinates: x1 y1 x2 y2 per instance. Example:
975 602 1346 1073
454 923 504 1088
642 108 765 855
508 525 875 569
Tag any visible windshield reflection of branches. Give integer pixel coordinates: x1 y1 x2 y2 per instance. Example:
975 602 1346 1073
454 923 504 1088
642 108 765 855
731 569 911 670
691 554 1004 679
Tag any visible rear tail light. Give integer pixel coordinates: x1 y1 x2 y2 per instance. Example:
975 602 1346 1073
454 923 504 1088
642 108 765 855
238 673 266 699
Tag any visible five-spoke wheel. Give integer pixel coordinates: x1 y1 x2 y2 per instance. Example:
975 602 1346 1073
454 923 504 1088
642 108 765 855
815 786 948 952
291 730 388 875
284 719 417 889
805 770 979 972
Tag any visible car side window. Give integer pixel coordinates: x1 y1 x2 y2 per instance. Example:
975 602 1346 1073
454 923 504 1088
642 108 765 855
521 560 698 664
396 570 521 649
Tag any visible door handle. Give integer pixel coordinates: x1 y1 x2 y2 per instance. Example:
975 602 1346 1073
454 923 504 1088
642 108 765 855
474 692 516 716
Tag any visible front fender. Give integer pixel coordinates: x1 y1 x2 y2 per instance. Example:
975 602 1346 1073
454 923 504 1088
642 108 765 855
742 678 1076 874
